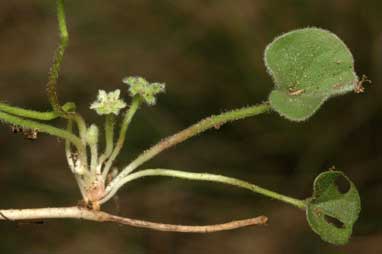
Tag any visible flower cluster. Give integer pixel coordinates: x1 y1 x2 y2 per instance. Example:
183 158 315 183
123 76 165 106
90 89 126 115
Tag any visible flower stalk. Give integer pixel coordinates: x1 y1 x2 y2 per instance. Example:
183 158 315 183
102 96 141 178
98 114 116 169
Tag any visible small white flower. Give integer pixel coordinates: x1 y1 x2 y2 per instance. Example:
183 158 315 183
90 89 127 115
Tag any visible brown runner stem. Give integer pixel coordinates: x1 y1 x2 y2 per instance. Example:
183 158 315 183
0 206 267 233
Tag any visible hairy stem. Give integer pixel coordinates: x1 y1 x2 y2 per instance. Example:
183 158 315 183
0 102 75 121
47 0 88 151
46 0 69 113
112 103 271 184
102 97 141 178
0 206 267 232
102 169 306 209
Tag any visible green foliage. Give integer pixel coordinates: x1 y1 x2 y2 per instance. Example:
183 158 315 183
306 171 361 245
265 28 358 121
0 0 365 246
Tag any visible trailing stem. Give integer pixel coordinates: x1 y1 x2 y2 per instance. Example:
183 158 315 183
0 206 268 232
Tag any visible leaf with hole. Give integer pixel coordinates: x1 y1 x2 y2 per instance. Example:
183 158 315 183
306 171 361 245
265 28 358 121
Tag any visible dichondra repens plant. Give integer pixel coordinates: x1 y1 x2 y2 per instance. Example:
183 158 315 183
0 0 366 245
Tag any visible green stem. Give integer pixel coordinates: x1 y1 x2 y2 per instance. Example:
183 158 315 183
72 114 87 141
88 124 100 174
65 120 88 199
98 114 115 168
47 0 69 113
47 0 88 152
63 114 88 171
114 102 271 182
90 143 99 174
57 0 69 40
0 111 84 154
0 102 75 121
65 119 76 172
104 114 115 157
69 113 88 171
101 169 306 209
102 97 141 178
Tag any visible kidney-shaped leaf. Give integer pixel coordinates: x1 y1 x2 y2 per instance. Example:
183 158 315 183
265 28 358 121
306 171 361 245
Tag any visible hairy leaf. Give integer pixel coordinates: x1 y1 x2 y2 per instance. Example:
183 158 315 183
265 28 358 121
306 171 361 245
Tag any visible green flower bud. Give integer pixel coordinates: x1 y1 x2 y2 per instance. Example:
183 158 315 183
86 124 99 146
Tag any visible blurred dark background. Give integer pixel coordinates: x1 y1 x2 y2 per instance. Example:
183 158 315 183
0 0 381 253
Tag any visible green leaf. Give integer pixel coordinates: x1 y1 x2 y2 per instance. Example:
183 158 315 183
264 27 358 121
306 171 361 245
